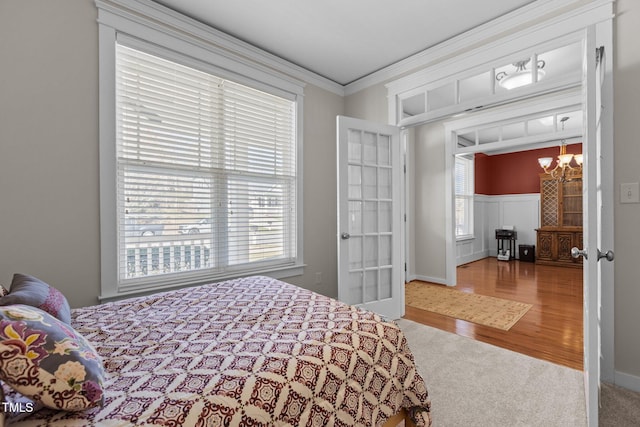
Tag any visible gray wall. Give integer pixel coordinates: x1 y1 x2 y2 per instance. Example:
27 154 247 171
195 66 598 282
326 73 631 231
412 122 447 281
0 0 101 307
0 0 343 307
288 84 344 298
612 0 640 383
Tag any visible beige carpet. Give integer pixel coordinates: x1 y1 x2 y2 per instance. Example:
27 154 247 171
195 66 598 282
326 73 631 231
397 319 586 426
405 281 532 331
600 382 640 426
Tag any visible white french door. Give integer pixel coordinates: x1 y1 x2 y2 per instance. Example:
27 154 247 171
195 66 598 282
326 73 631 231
337 116 403 319
578 27 614 427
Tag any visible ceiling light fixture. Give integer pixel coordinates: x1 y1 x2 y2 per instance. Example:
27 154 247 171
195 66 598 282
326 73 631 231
537 117 582 182
496 59 546 90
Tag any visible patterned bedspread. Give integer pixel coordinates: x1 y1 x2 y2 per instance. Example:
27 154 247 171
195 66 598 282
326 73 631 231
5 276 431 426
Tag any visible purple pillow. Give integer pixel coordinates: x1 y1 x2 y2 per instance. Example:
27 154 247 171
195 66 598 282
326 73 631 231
0 274 71 324
0 305 105 411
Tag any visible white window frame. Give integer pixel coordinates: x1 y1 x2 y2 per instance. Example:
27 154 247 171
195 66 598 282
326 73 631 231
97 0 305 300
454 155 474 241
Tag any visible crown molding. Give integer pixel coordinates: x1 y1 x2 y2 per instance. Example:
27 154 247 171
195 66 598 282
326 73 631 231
344 0 596 96
96 0 614 99
95 0 345 96
384 0 613 99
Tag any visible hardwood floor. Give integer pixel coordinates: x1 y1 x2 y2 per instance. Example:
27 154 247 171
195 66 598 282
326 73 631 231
404 257 584 370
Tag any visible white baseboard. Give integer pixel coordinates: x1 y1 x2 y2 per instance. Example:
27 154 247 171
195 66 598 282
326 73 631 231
614 370 640 393
457 250 489 266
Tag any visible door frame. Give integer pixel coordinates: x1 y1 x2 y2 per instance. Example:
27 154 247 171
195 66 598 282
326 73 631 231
594 16 615 387
387 9 614 426
438 26 614 390
442 91 585 282
441 33 614 427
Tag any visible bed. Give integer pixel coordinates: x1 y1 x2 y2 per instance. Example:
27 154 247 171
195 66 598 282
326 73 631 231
2 275 431 426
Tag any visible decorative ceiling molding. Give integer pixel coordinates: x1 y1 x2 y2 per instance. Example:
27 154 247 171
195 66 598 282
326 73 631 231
96 0 613 99
96 0 345 96
345 0 611 96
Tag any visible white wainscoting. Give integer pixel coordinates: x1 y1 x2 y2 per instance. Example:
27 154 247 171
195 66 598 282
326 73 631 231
456 194 540 266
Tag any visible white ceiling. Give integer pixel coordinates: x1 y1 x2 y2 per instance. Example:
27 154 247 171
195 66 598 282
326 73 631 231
153 0 537 86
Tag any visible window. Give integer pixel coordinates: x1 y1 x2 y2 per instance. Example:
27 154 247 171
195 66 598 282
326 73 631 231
455 155 474 238
392 35 584 127
108 43 300 295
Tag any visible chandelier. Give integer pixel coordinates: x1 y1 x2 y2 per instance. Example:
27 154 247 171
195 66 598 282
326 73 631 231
496 59 546 90
537 117 582 181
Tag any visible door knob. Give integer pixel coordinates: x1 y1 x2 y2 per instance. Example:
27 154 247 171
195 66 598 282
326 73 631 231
571 247 588 259
597 249 614 262
571 247 614 262
341 232 350 240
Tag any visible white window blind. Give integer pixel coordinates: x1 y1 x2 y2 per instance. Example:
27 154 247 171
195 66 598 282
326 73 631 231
454 156 474 238
115 44 297 290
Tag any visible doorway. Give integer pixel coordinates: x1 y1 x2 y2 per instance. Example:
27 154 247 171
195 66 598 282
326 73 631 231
407 100 585 368
405 257 584 369
387 11 614 425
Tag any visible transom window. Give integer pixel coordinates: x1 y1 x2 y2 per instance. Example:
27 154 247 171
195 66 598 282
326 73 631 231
456 109 583 152
395 38 583 126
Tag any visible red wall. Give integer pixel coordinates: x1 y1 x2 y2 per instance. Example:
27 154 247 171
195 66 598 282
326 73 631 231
475 143 582 195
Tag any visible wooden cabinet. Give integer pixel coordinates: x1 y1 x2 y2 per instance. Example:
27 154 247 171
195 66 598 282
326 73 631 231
536 228 583 267
536 173 583 268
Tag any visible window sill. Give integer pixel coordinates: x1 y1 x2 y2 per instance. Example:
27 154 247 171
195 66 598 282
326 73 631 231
456 235 475 242
99 263 305 303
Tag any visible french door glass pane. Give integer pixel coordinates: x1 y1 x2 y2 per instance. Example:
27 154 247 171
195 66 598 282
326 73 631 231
380 268 392 299
363 166 377 199
365 236 378 268
363 132 377 163
364 202 378 233
349 237 363 270
379 201 392 233
349 201 362 234
380 235 392 266
378 168 391 199
348 165 362 199
378 135 391 166
348 272 363 305
348 130 362 162
364 270 378 303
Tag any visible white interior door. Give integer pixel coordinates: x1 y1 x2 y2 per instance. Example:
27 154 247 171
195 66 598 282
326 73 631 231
579 29 613 427
337 116 403 319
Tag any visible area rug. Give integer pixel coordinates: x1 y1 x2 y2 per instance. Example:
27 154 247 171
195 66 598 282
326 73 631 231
405 281 532 331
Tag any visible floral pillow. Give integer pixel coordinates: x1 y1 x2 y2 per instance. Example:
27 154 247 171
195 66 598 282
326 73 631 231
0 274 71 324
0 305 104 411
